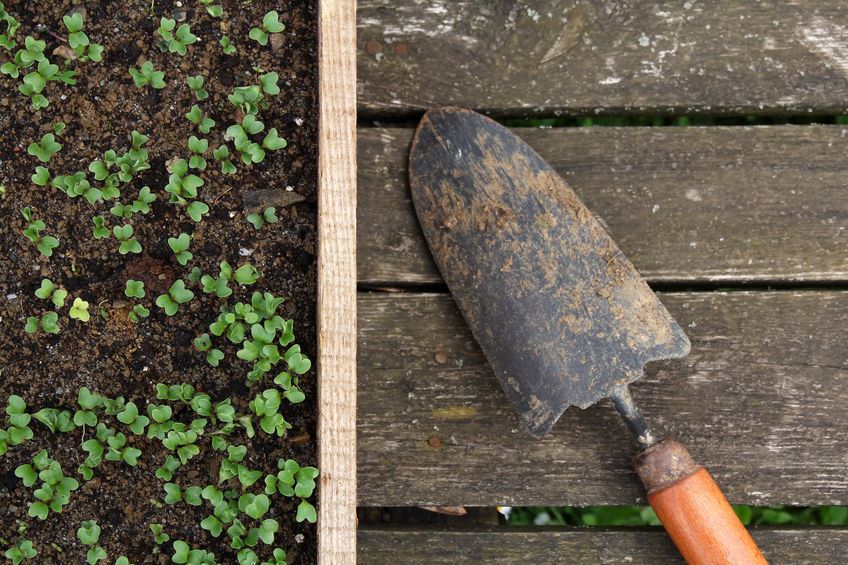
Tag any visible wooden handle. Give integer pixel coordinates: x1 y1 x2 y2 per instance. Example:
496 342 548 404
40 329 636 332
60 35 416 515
633 439 767 565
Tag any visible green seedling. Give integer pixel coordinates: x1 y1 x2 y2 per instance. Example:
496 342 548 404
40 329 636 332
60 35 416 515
168 233 193 265
157 18 197 55
186 105 215 134
74 387 101 428
92 216 109 239
34 278 67 307
124 279 145 298
262 128 287 151
212 144 237 175
26 454 78 519
57 171 103 204
249 389 291 436
226 114 266 165
31 165 50 186
69 297 90 322
171 541 216 565
259 72 279 95
247 207 278 230
129 60 165 89
156 279 194 316
149 523 170 545
155 454 181 481
198 0 224 17
113 224 141 254
187 75 208 100
19 58 68 110
115 558 131 565
193 333 224 366
249 11 285 46
3 537 37 565
219 35 236 55
164 159 209 222
131 186 156 213
53 121 66 135
5 395 33 446
188 136 208 170
32 408 74 433
238 492 270 520
116 402 149 435
77 520 106 564
297 498 318 524
27 132 61 163
25 312 59 335
105 432 142 466
62 12 103 62
235 264 261 285
129 304 150 322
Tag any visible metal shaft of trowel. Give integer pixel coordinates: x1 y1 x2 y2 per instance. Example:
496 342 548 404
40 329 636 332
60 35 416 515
611 387 657 450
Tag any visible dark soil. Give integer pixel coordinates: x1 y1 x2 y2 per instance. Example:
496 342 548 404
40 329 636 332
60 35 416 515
0 1 317 563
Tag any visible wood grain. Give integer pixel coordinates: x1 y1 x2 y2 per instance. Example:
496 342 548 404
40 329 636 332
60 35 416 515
318 0 357 562
357 291 848 506
357 125 848 285
358 0 848 117
358 527 848 564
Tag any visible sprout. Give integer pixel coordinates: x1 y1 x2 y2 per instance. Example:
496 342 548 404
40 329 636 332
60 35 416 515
249 389 290 436
31 165 50 186
62 12 103 62
167 233 193 266
69 297 90 322
3 537 37 564
105 432 142 466
92 216 109 239
186 75 208 100
296 499 318 523
238 492 270 520
27 132 61 163
116 402 149 435
186 104 215 134
155 279 194 316
5 395 33 445
32 407 75 433
247 207 278 230
201 261 234 297
198 1 224 17
74 387 101 427
234 264 261 285
149 523 170 545
187 201 209 223
171 541 216 565
77 520 107 564
164 159 209 222
157 18 197 56
25 452 78 519
131 186 157 214
212 144 236 174
219 35 236 55
124 279 145 299
262 128 287 151
113 224 142 254
249 11 285 46
129 304 150 322
188 136 208 170
34 278 67 307
193 333 224 366
129 60 165 89
25 312 59 335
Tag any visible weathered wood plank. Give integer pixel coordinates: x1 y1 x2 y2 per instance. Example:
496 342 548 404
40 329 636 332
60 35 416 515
357 291 848 506
358 0 848 117
357 126 848 285
358 527 848 564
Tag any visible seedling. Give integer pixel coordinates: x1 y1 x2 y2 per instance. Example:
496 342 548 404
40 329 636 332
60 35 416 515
212 144 237 174
131 186 157 214
219 35 236 55
5 395 33 445
92 216 109 239
34 278 67 307
26 454 78 519
168 233 193 265
22 207 59 257
53 122 66 135
200 263 233 298
20 58 70 110
228 85 265 115
296 499 318 523
74 387 101 428
31 165 50 186
249 389 290 436
171 541 216 565
235 264 261 285
124 279 145 299
156 279 195 316
187 75 208 100
32 408 74 433
188 136 208 170
129 304 150 322
3 537 37 564
116 402 150 435
69 297 90 322
149 523 170 545
155 454 181 481
77 520 106 564
105 432 142 466
25 312 59 335
129 60 165 89
62 12 104 62
198 0 224 17
249 11 285 46
164 159 209 222
157 18 197 56
27 132 61 163
263 128 287 151
194 334 225 366
113 224 142 254
247 207 278 229
186 105 215 134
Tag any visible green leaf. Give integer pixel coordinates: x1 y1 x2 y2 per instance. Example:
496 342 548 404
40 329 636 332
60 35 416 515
186 200 209 223
124 279 145 298
77 519 101 545
296 499 317 523
69 297 91 322
263 11 285 33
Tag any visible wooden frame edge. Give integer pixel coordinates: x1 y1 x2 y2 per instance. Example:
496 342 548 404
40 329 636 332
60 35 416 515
317 0 357 563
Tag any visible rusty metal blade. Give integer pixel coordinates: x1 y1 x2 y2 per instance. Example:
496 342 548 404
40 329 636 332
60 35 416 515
409 108 691 437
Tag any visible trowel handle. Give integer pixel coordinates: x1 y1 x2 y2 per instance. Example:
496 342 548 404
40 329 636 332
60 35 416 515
633 439 767 565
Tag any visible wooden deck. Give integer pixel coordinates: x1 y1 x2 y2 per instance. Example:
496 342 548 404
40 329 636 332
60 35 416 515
354 1 848 562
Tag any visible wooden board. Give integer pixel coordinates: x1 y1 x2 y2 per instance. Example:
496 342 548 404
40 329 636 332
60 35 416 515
318 0 357 562
357 291 848 506
358 527 848 564
357 125 848 286
358 0 848 117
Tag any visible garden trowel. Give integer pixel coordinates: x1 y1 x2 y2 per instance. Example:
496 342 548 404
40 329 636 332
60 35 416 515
408 108 767 565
